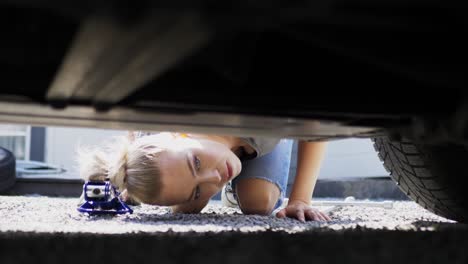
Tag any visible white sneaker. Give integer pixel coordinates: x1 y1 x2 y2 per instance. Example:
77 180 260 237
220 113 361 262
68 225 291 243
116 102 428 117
221 181 239 208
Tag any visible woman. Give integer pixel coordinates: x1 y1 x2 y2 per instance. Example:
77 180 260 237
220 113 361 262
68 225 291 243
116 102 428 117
77 131 331 222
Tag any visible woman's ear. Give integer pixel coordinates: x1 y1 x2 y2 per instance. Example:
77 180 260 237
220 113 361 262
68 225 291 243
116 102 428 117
120 189 141 206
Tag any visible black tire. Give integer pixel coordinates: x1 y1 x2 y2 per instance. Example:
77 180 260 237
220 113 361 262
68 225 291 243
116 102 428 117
0 147 16 193
372 136 468 223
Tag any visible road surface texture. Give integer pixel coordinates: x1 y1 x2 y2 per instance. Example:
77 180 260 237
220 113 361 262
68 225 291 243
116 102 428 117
0 195 467 263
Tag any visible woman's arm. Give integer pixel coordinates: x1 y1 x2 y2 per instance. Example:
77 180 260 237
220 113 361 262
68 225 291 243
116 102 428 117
289 140 327 204
276 140 331 221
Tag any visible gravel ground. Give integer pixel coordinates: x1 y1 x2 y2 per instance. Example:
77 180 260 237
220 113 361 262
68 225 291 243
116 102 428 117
0 195 456 234
1 195 468 264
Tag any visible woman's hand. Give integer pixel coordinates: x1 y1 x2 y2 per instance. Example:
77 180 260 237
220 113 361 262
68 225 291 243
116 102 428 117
276 199 332 222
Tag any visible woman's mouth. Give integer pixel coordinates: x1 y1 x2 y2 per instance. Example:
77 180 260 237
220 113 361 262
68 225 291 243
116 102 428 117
226 161 233 181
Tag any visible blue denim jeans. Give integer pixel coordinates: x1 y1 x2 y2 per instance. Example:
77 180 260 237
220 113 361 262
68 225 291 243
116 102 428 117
231 139 294 211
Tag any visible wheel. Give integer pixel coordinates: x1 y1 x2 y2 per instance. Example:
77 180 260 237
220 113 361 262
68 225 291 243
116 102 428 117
373 136 468 223
0 147 16 193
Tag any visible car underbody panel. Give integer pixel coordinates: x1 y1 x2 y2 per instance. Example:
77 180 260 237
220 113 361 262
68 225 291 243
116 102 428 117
0 0 466 143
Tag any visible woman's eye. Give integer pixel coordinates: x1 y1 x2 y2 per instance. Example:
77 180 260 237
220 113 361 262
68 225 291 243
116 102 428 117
194 156 201 171
194 186 201 200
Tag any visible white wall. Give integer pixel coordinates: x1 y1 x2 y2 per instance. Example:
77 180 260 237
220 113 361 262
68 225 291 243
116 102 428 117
45 126 127 178
319 138 389 179
288 138 389 181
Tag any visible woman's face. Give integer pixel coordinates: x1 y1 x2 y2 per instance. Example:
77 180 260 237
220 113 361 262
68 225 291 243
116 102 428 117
151 136 242 206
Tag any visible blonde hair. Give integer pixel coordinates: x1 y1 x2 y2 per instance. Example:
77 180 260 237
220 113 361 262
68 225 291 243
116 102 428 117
76 133 168 204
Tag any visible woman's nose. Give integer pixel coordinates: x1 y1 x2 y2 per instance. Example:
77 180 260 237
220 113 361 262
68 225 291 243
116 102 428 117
200 169 221 184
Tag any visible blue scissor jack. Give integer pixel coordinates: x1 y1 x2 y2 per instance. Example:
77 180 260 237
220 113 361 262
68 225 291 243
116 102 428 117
77 180 133 215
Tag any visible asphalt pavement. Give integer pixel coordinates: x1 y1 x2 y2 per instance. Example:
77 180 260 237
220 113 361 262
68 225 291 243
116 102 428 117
0 195 467 264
